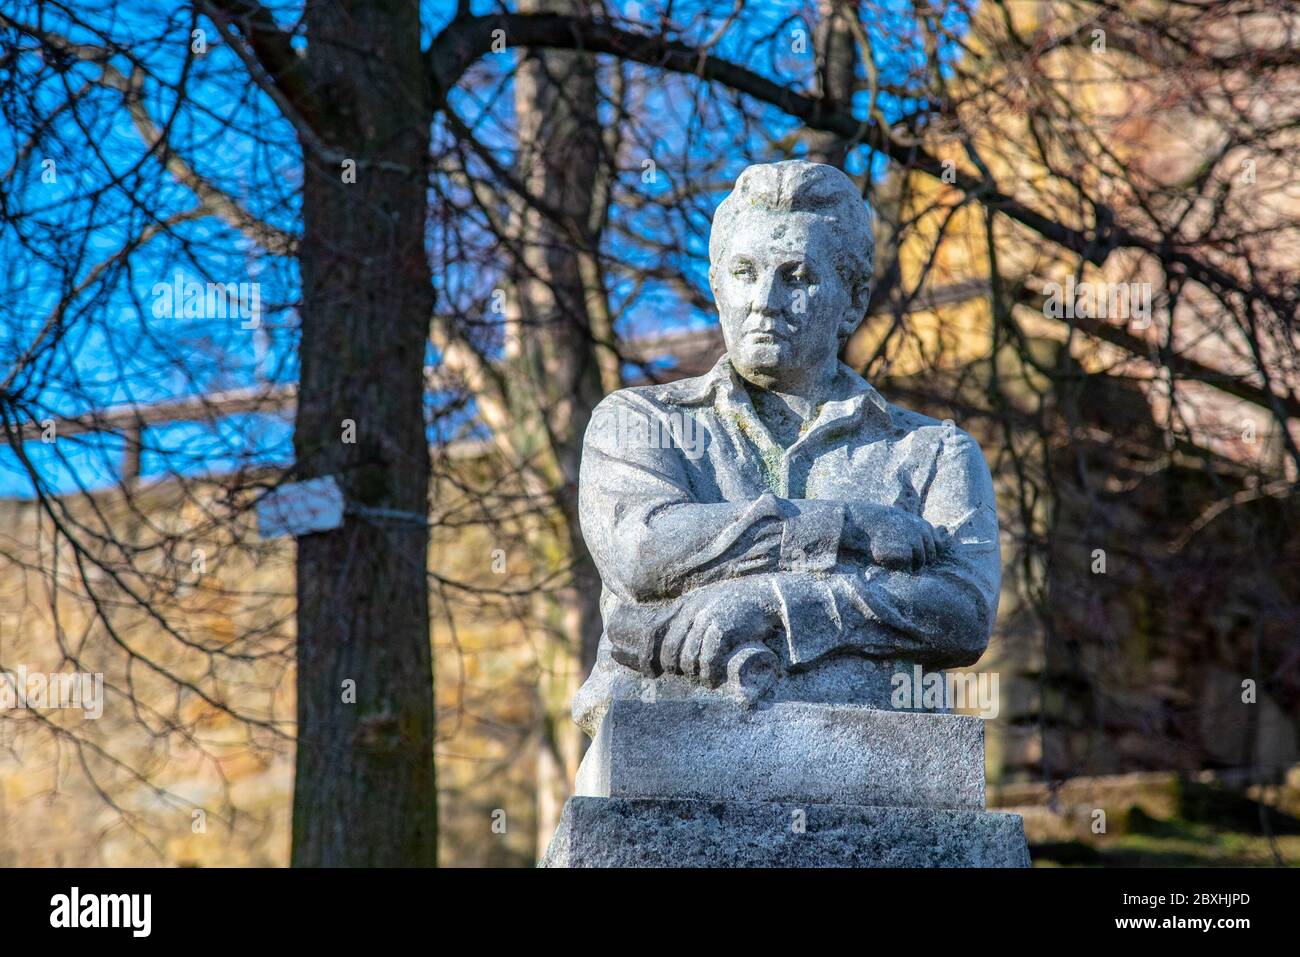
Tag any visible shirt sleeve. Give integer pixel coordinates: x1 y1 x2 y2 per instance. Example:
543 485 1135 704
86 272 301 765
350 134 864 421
579 391 846 605
771 427 1001 669
769 564 994 669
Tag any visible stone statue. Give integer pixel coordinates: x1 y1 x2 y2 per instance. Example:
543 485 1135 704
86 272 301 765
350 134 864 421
572 159 1000 731
544 160 1028 867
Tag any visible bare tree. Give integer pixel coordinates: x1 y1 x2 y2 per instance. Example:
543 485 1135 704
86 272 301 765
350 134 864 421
2 0 1296 866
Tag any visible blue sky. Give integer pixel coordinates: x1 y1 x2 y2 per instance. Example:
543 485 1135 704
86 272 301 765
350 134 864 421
0 0 967 497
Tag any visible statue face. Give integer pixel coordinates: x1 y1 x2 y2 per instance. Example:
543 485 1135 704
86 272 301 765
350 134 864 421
713 212 857 387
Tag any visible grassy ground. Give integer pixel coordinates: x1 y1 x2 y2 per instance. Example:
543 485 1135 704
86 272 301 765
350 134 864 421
992 769 1300 867
1032 823 1300 867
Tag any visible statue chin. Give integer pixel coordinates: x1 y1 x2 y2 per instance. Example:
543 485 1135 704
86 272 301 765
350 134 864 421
731 345 794 384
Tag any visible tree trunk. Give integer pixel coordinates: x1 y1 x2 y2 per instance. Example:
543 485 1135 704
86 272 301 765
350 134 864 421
291 0 437 866
509 0 610 856
808 0 858 169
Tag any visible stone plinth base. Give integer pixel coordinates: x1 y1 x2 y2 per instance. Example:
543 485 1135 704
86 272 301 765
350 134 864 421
548 698 1029 868
540 796 1030 867
576 699 985 810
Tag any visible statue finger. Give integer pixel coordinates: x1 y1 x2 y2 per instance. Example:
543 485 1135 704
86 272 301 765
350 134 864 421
874 541 908 568
937 525 955 555
921 525 936 564
659 626 687 675
680 621 711 680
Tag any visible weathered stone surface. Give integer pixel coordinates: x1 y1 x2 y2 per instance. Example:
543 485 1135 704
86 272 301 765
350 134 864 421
574 159 1002 729
576 699 984 809
543 161 1022 869
573 647 952 739
541 797 1030 868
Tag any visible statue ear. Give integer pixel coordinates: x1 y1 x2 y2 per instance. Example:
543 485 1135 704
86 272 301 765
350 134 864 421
839 279 870 343
853 276 872 312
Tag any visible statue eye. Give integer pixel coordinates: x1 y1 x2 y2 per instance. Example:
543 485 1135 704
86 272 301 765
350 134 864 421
731 262 756 280
784 264 812 283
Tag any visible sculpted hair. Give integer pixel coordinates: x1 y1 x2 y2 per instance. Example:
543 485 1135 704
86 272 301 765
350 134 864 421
709 160 875 338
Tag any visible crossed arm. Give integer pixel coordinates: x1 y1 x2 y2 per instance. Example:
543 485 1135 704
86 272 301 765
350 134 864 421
579 399 1000 685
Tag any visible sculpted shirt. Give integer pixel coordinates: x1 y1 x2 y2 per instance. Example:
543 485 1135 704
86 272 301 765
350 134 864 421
579 355 1001 676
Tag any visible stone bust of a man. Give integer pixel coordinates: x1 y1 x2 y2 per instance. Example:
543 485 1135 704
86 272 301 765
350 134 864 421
572 160 1000 736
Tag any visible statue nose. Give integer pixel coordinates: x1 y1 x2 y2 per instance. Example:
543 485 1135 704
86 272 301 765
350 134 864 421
751 272 784 314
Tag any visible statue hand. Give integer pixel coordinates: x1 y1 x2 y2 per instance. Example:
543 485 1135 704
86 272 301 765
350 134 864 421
845 503 950 571
659 595 777 689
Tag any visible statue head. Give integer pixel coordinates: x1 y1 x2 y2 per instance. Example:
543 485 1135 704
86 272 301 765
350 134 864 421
709 160 874 390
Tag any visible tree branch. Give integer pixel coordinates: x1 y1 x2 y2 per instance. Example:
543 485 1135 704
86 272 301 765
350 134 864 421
197 0 314 125
429 13 1290 317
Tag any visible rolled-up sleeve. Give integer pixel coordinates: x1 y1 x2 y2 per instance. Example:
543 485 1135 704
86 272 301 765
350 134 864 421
770 428 1001 669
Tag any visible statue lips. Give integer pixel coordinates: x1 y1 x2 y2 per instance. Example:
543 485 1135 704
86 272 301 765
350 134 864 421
739 331 786 369
741 325 793 357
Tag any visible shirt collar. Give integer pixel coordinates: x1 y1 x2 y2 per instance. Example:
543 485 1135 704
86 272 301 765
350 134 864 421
684 354 894 436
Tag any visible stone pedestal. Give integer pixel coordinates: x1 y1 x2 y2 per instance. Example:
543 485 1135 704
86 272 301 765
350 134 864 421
542 797 1029 867
541 699 1029 867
